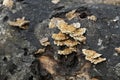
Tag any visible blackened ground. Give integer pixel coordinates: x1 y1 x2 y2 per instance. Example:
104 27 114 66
0 0 120 80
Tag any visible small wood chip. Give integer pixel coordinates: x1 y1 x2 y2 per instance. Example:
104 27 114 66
8 17 29 29
51 0 60 4
39 56 57 74
72 35 86 43
3 0 14 8
115 47 120 53
40 37 50 46
87 15 97 21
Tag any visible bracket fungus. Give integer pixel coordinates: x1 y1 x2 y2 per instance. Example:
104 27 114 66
63 39 80 47
58 47 77 55
65 10 80 20
82 49 106 64
57 21 77 34
49 17 63 28
52 32 68 40
70 28 87 43
72 35 86 44
54 40 64 46
40 37 50 46
70 28 86 37
8 17 30 29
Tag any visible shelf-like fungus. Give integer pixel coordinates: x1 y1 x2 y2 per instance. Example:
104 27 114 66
8 17 29 29
52 32 68 40
82 49 106 64
58 47 77 55
40 37 50 46
65 10 79 20
49 9 106 64
49 16 87 55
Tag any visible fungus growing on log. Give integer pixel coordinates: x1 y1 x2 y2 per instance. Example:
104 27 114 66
82 49 106 64
8 17 29 29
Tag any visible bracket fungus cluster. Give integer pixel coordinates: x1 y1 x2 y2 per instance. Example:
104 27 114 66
82 49 106 64
49 16 86 55
48 10 106 64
